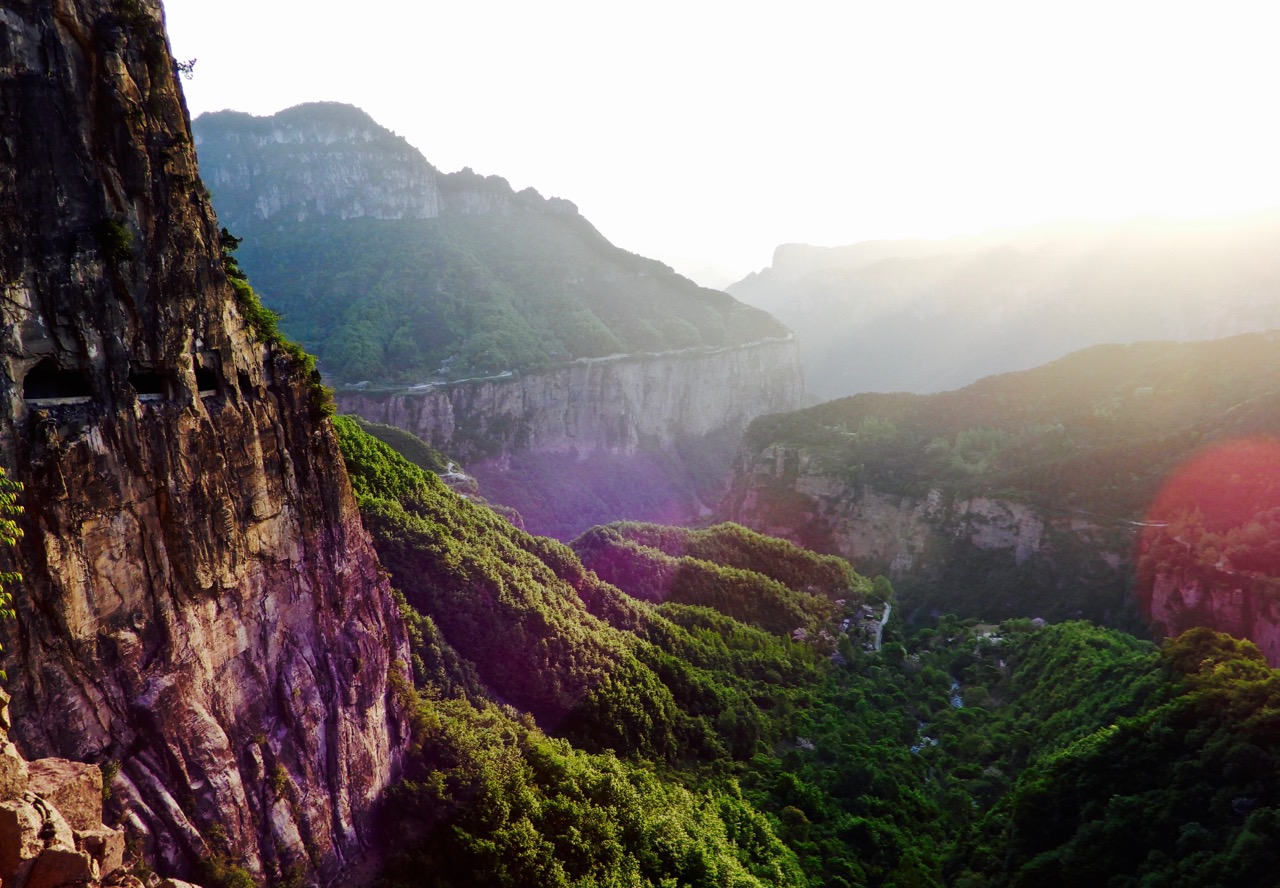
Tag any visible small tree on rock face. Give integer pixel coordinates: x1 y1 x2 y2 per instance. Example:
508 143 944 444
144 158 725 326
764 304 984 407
0 468 21 680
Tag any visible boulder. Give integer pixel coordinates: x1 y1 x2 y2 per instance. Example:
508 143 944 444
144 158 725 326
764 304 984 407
0 744 30 800
77 827 125 879
0 799 46 876
28 760 104 832
0 794 81 887
25 847 97 888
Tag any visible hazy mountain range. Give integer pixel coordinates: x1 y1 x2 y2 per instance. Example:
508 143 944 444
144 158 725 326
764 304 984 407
729 211 1280 398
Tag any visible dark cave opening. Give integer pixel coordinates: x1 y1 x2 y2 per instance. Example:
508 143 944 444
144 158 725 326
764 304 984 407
23 359 92 403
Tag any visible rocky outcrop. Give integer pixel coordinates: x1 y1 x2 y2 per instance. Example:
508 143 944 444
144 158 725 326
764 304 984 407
723 443 1134 623
192 103 576 225
1143 568 1280 666
0 691 130 888
0 0 406 882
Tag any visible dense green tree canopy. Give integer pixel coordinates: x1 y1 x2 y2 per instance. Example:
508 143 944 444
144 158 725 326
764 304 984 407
325 416 1280 888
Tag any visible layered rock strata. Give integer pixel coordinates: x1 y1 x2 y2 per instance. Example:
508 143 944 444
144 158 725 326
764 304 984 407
337 337 804 461
338 338 806 537
723 444 1133 623
0 0 406 881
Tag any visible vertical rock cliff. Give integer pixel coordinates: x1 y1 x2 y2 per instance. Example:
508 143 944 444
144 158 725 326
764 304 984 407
721 444 1136 626
1142 567 1280 667
722 334 1280 630
0 0 406 881
337 337 806 538
1134 438 1280 667
337 339 805 460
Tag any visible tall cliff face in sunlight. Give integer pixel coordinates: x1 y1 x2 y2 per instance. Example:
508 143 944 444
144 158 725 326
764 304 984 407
0 0 406 880
338 338 805 537
338 340 804 459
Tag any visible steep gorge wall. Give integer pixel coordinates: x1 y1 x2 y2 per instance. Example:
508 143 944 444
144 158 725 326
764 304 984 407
723 444 1137 625
338 338 804 460
338 338 805 538
0 0 406 881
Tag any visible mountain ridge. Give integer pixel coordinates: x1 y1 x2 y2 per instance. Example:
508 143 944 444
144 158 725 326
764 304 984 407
723 330 1280 644
195 102 579 225
194 101 788 384
194 101 803 537
730 211 1280 398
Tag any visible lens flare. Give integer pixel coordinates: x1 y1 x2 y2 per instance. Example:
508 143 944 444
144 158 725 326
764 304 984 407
1137 438 1280 664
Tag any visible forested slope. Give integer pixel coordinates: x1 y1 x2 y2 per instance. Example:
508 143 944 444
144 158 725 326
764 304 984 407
195 105 787 385
329 417 1280 887
725 332 1280 631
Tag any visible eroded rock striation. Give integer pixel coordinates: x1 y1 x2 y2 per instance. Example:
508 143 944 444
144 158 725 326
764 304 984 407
0 0 406 881
338 337 806 537
339 339 804 460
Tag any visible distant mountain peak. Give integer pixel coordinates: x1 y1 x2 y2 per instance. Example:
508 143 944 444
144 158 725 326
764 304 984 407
193 103 575 226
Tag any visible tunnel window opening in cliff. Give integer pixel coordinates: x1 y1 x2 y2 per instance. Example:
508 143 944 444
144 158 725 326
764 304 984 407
196 354 220 397
22 359 92 405
129 368 173 402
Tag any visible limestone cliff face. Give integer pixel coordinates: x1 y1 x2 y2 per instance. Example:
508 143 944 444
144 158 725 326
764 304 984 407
723 443 1133 622
337 338 805 538
0 0 406 881
338 338 803 460
1143 569 1280 666
192 103 577 225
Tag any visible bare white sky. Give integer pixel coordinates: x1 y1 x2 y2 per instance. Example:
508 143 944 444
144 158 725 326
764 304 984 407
163 0 1280 277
